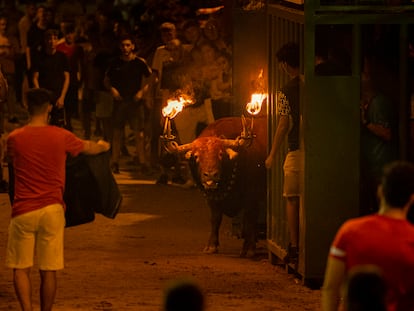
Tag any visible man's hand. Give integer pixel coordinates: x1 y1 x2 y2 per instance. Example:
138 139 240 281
56 96 65 109
111 88 122 101
134 89 144 102
97 140 110 152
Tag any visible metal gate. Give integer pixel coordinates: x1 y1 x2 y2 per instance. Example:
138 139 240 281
266 0 414 286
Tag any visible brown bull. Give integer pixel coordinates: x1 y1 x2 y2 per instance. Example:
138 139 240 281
168 115 267 257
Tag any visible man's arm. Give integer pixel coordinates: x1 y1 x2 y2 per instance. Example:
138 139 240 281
25 46 31 71
56 71 70 108
364 122 391 142
321 257 346 311
265 115 290 169
81 139 110 155
103 70 122 100
32 71 39 88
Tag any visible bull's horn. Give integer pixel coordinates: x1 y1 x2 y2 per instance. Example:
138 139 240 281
221 137 243 149
164 141 193 154
176 142 194 153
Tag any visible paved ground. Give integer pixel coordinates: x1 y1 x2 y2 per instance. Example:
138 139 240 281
0 116 321 311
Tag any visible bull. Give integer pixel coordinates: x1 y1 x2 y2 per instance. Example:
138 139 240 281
166 115 267 258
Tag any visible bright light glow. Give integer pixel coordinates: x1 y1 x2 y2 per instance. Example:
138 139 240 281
246 93 266 116
162 96 192 119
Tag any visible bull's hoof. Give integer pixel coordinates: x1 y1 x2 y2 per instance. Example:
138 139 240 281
240 243 256 258
203 246 218 254
240 248 256 258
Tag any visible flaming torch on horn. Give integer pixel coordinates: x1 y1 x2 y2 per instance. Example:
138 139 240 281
244 69 267 140
161 94 193 142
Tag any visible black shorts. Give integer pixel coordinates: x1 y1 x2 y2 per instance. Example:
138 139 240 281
112 99 145 131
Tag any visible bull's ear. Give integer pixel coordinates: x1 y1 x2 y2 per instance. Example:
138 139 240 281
225 148 238 160
185 150 193 159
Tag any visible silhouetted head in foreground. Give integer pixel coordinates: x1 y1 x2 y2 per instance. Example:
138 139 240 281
345 265 387 311
164 279 205 311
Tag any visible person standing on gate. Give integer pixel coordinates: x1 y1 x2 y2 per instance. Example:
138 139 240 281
104 34 152 175
265 42 304 263
5 88 110 311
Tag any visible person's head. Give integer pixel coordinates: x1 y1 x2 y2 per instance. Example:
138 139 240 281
217 52 231 72
345 265 387 311
0 15 7 35
166 38 184 61
182 20 201 44
379 161 414 209
160 22 176 44
164 279 204 311
44 7 55 26
276 42 300 73
44 29 59 51
63 23 76 44
35 5 46 24
119 34 135 57
203 19 219 42
25 2 37 19
25 88 52 116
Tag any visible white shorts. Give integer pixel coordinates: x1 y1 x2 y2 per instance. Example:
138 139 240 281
283 150 302 197
6 204 65 270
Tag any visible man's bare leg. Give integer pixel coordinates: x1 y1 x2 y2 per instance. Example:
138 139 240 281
14 268 33 311
40 270 57 311
286 196 299 247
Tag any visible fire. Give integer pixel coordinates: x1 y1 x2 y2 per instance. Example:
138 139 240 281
162 95 192 119
162 94 193 139
246 93 266 116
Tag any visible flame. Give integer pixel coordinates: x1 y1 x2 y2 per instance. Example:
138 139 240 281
246 93 266 116
162 95 192 119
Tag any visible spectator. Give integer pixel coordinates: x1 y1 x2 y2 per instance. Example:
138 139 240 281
5 88 110 311
0 15 20 123
344 265 387 311
104 34 152 174
164 279 205 311
32 29 70 127
86 8 118 140
321 161 414 311
16 1 37 106
26 5 49 86
149 22 180 166
360 59 397 215
210 51 232 119
0 66 8 192
265 42 303 263
56 23 85 131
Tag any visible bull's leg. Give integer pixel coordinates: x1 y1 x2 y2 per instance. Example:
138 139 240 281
240 205 259 258
203 206 222 254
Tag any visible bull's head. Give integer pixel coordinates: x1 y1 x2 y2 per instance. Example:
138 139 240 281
165 117 251 190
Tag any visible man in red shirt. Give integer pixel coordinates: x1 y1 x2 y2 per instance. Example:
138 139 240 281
322 161 414 311
6 88 110 311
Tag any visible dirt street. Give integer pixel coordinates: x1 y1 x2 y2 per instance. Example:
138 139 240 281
0 173 321 311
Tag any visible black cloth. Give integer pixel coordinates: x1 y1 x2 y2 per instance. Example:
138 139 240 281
64 151 122 227
8 151 122 228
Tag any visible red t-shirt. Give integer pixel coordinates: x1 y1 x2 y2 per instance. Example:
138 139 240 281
7 125 84 217
330 214 414 311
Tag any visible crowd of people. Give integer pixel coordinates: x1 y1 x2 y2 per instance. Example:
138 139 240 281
1 1 414 311
0 0 234 180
